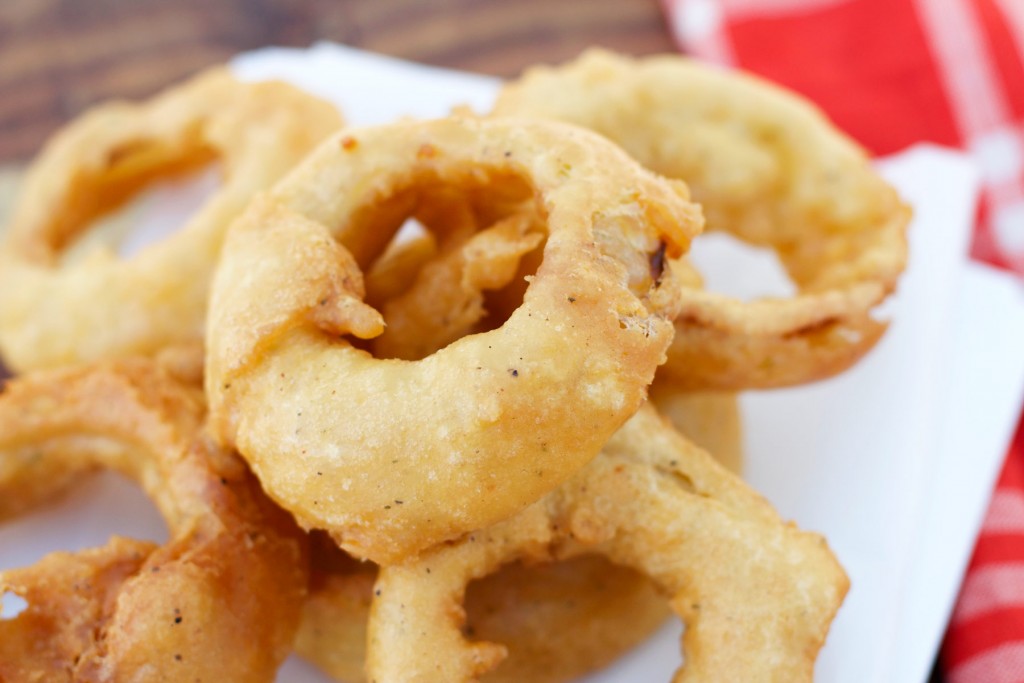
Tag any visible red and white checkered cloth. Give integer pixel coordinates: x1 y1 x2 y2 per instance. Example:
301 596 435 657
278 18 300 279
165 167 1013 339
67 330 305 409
658 0 1024 681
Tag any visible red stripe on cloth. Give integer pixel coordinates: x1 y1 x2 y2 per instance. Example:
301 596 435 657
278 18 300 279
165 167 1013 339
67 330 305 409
969 532 1024 567
948 640 1024 683
973 198 1017 271
996 414 1024 489
945 415 1024 675
952 564 1024 624
976 489 1024 535
713 0 962 154
979 0 1024 120
947 606 1024 666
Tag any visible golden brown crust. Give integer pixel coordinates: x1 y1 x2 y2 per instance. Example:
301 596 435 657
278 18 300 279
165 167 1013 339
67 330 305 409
294 541 669 683
0 361 308 682
0 69 342 372
205 116 703 563
493 49 910 389
367 405 847 683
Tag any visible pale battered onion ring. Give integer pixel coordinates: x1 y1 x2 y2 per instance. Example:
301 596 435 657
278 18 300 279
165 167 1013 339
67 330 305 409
0 68 342 372
493 49 910 389
295 536 668 683
206 117 702 563
453 234 744 473
363 201 745 481
367 404 848 683
0 361 308 682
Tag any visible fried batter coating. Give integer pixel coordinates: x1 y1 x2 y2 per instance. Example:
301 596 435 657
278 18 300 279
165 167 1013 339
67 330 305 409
367 405 847 683
494 49 910 389
0 361 308 682
0 69 341 371
206 117 702 563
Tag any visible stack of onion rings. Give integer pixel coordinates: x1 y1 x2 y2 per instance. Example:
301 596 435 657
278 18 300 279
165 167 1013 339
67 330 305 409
493 49 910 389
0 48 885 682
0 68 341 372
0 360 308 682
205 116 702 563
366 404 848 682
283 190 748 682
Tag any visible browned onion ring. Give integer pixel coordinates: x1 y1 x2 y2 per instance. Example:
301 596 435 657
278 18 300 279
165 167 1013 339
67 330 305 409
494 49 910 389
206 116 702 563
367 404 847 682
0 360 307 682
0 69 341 372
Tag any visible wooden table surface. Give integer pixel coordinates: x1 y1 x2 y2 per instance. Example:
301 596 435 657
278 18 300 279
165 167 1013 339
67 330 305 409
0 0 675 163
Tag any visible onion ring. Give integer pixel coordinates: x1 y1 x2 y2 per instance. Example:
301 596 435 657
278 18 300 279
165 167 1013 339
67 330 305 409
366 404 847 682
295 535 668 683
493 49 910 389
365 207 744 479
450 236 745 473
206 117 702 563
0 68 342 372
0 361 308 682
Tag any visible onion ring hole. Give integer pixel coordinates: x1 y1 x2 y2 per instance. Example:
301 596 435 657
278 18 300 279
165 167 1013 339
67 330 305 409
463 554 671 683
206 116 699 564
686 232 795 302
0 471 168 623
0 70 343 373
346 172 545 361
0 471 168 570
0 593 27 620
60 162 222 266
28 137 219 266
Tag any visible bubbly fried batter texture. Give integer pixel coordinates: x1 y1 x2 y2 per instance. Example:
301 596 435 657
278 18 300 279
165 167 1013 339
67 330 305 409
493 49 910 389
295 535 669 683
205 116 703 563
367 404 847 683
0 68 342 372
0 361 308 682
